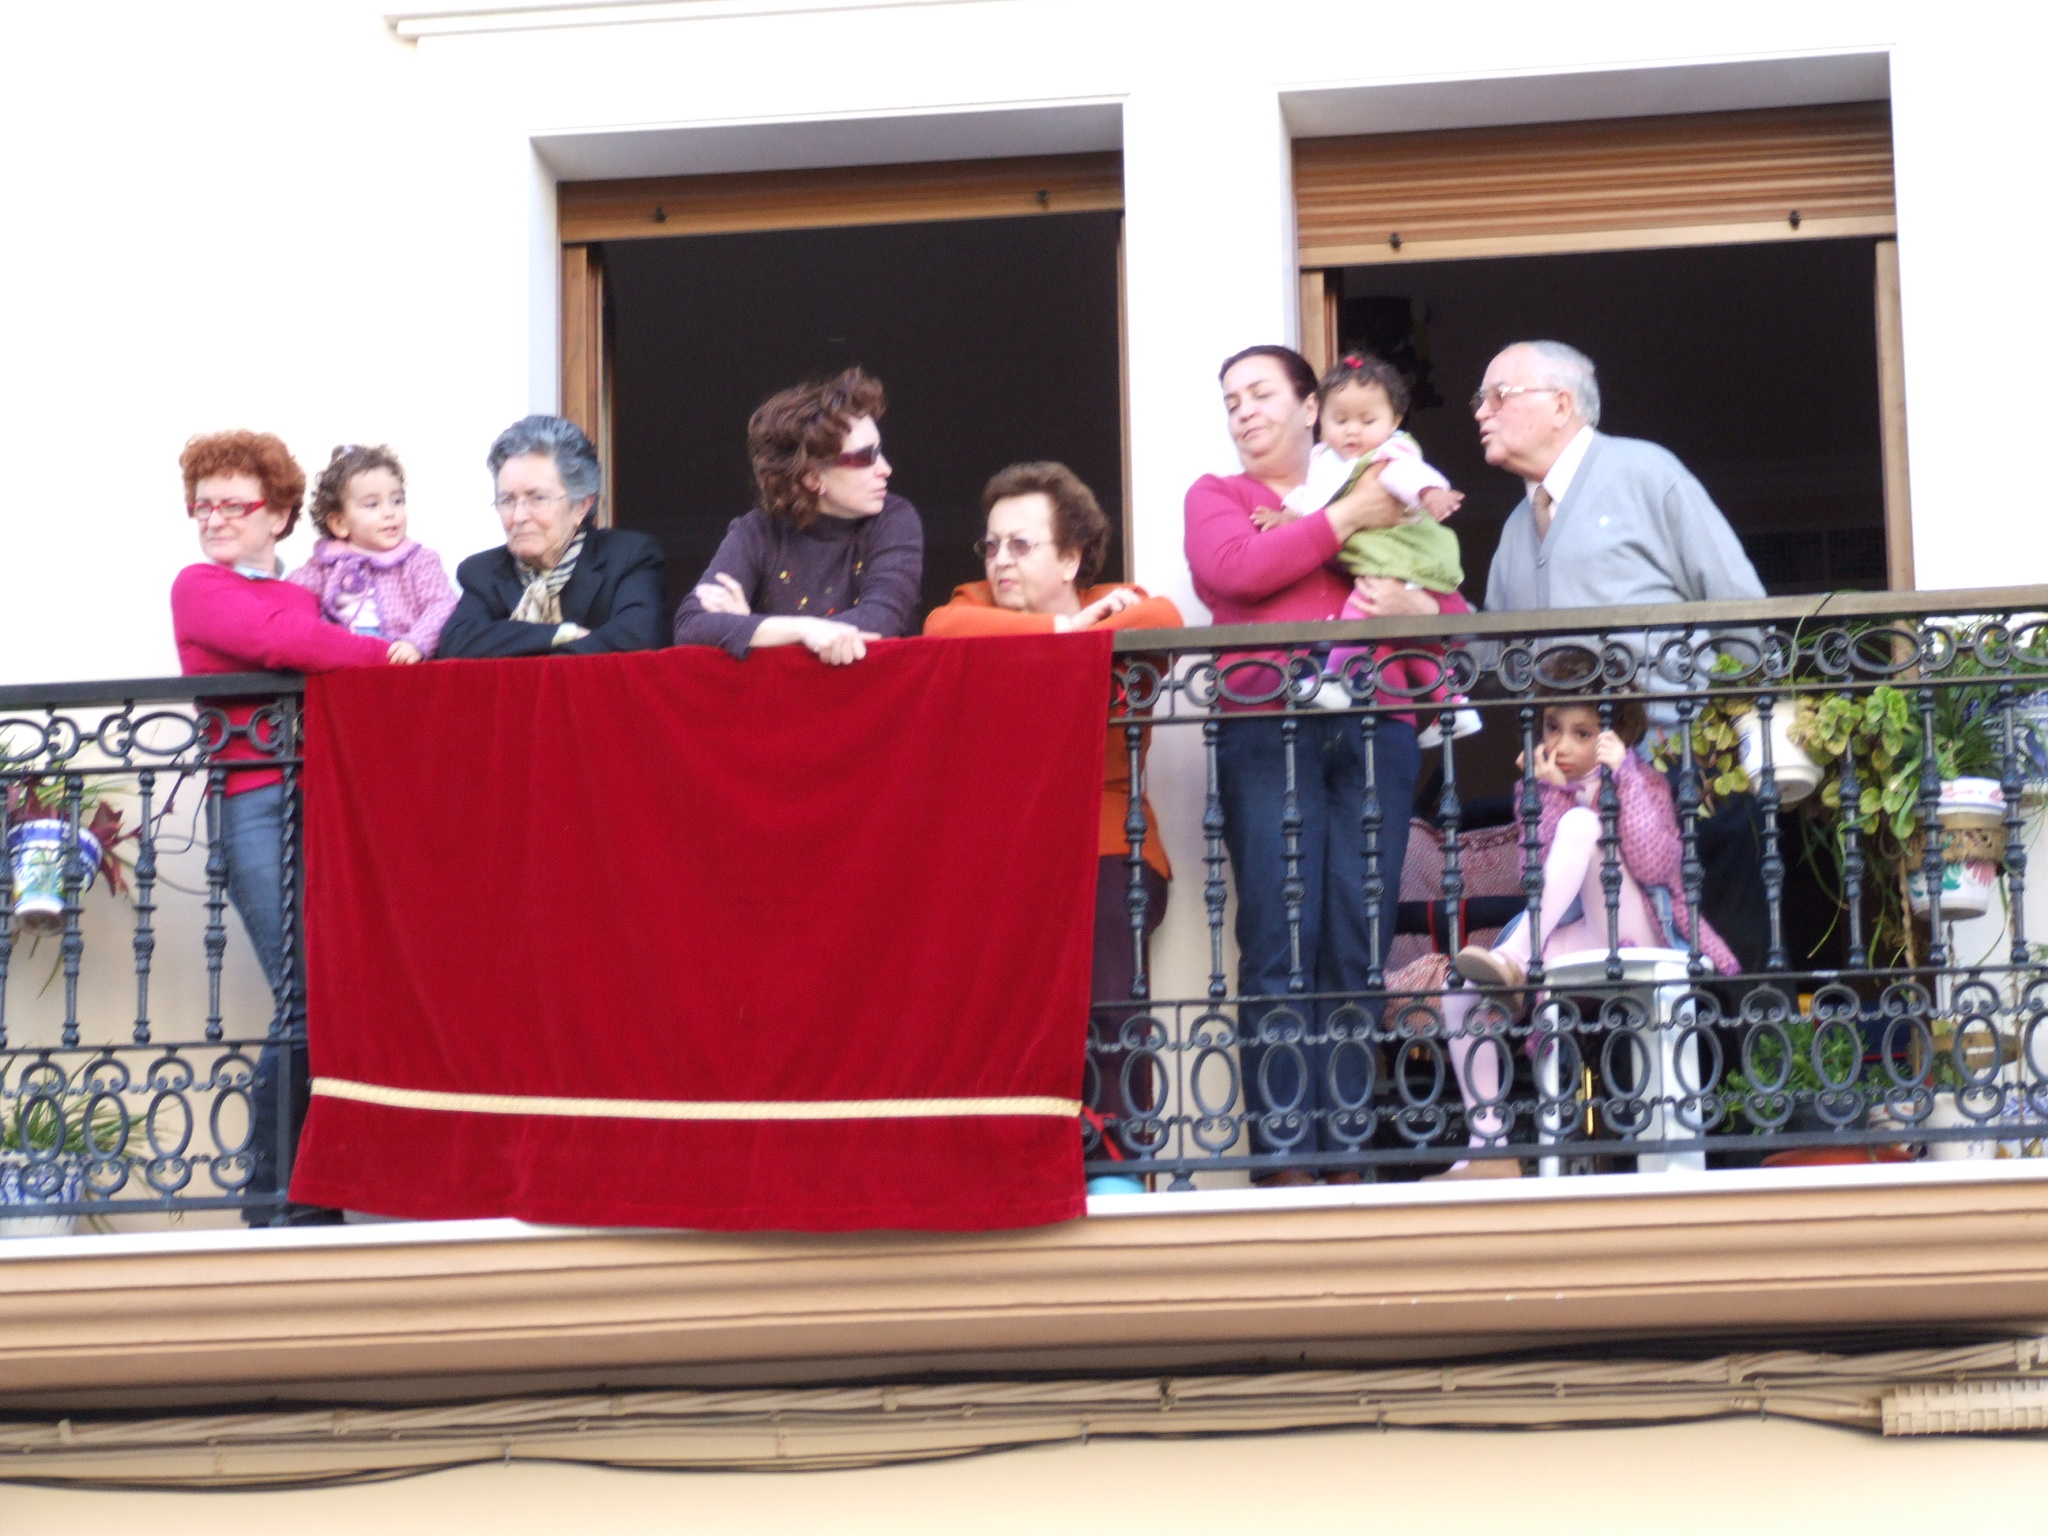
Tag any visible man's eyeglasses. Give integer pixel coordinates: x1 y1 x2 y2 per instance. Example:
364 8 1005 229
494 490 569 514
1470 384 1562 413
187 499 268 521
974 534 1052 563
832 442 883 469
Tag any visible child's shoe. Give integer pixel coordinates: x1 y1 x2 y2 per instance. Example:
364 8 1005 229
1417 698 1483 749
1454 945 1526 990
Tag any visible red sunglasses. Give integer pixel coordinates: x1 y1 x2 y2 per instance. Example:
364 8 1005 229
831 441 883 469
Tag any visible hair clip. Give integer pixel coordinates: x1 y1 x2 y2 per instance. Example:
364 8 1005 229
1340 353 1366 368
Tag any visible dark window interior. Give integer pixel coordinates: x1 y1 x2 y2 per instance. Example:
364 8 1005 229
1336 238 1889 599
602 211 1125 621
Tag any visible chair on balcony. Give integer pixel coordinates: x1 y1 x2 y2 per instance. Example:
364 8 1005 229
1532 947 1708 1176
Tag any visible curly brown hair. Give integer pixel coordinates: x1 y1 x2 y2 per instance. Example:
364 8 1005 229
981 461 1112 589
179 431 307 537
747 369 886 529
308 444 406 539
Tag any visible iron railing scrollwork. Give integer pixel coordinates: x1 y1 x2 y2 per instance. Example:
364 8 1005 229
1088 588 2048 1186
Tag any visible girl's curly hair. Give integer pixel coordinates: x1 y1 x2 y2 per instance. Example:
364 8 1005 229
308 444 405 539
178 430 307 537
747 369 886 529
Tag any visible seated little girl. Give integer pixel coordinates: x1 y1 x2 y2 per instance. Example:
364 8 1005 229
288 444 458 658
1424 695 1739 1180
1455 696 1740 989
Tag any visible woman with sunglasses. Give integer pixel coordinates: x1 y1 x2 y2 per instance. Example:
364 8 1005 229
672 368 923 665
924 461 1181 1194
170 429 397 1226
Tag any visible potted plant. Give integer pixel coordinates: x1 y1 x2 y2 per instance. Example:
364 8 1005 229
0 1096 100 1238
1650 657 1824 810
1798 673 2006 924
3 779 131 936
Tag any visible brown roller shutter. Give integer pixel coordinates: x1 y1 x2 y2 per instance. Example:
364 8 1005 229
1294 103 1894 266
559 151 1122 243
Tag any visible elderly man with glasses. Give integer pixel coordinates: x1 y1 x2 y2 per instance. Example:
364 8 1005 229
1473 340 1769 971
1474 341 1762 613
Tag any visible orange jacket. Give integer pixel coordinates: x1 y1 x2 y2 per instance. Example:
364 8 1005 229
924 582 1181 880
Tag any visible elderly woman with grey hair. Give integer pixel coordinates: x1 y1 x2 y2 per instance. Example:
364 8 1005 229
438 415 667 658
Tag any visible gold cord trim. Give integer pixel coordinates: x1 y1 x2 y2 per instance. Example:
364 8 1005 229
311 1078 1081 1121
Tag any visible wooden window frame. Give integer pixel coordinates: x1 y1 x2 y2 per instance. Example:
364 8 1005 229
557 152 1127 559
1294 103 1912 590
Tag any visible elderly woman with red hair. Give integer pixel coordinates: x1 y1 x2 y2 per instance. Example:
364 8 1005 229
170 429 399 1226
672 368 924 663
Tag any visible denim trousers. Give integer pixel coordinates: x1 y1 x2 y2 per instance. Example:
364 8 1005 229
1217 712 1420 1154
219 782 316 1224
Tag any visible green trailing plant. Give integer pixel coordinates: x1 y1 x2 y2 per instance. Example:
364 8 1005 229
1 1096 123 1157
1725 1016 1861 1103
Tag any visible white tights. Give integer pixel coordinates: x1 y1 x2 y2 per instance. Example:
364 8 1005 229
1439 807 1663 1167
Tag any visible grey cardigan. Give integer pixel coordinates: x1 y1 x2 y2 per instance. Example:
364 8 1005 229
1483 432 1765 613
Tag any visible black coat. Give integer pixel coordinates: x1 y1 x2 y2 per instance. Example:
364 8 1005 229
438 526 668 659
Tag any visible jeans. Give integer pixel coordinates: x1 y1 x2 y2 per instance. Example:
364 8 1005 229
219 782 326 1225
1218 713 1420 1154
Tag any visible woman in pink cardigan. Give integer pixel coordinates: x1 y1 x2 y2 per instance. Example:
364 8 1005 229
1183 344 1473 1186
170 429 397 1226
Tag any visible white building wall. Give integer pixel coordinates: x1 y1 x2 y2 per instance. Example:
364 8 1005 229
2 1 2042 685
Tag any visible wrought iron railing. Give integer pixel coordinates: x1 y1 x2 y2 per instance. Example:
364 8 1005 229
1088 587 2048 1186
0 674 305 1226
7 587 2048 1229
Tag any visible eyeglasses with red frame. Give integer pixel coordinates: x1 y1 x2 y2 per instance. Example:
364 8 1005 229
186 499 269 521
830 441 883 469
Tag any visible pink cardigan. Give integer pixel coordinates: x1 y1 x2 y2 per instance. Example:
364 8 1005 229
1183 470 1471 716
171 563 390 793
287 538 458 657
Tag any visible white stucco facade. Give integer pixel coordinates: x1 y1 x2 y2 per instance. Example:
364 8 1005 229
2 0 2042 685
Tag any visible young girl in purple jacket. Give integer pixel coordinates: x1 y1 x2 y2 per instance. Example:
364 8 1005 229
289 444 458 658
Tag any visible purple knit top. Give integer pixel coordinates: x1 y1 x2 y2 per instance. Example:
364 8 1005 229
670 495 924 658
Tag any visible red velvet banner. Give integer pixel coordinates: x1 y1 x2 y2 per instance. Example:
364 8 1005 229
291 632 1109 1231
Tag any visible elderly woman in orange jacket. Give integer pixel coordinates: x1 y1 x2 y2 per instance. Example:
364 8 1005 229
925 461 1181 1194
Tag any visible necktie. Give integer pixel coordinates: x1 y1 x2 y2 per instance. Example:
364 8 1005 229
1533 485 1555 540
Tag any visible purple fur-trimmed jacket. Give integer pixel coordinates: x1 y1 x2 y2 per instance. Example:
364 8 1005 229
287 538 459 657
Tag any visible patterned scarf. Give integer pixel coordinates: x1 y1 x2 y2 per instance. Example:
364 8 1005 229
510 528 587 626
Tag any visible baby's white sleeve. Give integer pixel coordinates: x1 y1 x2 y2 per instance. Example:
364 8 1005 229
1283 445 1356 513
1370 437 1452 510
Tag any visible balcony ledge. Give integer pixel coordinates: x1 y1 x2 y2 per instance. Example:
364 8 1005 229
4 1161 2048 1410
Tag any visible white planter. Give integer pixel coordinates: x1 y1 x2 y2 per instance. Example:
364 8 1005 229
1735 706 1822 805
0 1160 80 1238
1907 856 1998 919
5 818 104 937
1936 776 2006 830
1922 1094 2003 1162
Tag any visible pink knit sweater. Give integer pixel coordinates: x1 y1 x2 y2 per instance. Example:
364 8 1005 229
287 538 458 657
171 562 390 793
1537 753 1740 974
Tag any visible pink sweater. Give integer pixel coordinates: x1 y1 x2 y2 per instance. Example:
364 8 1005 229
287 538 458 657
1538 754 1740 974
1183 470 1471 714
171 562 390 792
